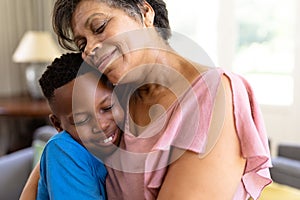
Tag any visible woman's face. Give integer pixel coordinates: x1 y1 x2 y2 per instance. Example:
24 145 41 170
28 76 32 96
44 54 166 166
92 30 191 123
71 0 158 84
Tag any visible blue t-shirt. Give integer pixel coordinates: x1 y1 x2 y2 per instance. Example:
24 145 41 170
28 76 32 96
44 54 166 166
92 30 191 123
37 131 107 200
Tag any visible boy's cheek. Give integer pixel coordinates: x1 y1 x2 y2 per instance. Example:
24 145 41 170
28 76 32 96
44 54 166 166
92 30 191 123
73 126 91 142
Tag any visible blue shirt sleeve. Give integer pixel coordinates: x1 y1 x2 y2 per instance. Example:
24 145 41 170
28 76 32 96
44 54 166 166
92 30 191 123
37 131 107 200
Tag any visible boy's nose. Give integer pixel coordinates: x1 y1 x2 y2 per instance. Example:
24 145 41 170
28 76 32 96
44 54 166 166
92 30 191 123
99 119 109 131
92 118 110 134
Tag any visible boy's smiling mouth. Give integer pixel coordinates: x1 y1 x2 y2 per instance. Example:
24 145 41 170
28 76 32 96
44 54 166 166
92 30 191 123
103 134 114 144
96 128 120 147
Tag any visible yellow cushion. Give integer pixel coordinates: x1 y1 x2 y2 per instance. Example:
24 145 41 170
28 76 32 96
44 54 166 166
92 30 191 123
32 139 47 168
258 182 300 200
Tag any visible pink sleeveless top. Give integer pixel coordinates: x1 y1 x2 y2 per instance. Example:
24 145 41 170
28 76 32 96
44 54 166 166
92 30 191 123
105 68 272 200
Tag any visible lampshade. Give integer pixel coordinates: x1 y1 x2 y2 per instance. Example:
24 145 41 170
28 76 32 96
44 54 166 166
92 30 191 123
12 31 61 63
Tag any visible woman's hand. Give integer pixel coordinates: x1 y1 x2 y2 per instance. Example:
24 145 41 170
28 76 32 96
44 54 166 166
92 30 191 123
19 161 40 200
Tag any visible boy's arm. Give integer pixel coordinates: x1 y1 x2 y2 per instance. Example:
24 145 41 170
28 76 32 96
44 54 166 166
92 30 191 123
19 161 40 200
37 135 107 199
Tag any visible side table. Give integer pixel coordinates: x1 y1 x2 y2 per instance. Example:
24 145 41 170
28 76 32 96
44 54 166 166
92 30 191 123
0 95 51 155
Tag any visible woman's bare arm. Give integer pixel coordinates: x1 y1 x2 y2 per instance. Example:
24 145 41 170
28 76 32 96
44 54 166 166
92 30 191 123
157 76 246 199
19 161 40 200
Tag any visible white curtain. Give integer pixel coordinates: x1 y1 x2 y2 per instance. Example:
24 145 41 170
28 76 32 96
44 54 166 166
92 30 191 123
0 0 56 96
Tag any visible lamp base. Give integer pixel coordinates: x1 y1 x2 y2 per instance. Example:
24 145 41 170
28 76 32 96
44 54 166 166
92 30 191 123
25 63 46 99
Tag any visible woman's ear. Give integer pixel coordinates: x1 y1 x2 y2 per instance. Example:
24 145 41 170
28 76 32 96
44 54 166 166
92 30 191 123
141 1 155 27
49 114 63 132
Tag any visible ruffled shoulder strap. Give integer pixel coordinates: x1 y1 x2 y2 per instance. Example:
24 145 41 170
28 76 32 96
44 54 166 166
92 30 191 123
225 71 272 199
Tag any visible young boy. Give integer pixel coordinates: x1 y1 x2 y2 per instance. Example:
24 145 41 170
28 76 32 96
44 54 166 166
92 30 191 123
37 53 124 199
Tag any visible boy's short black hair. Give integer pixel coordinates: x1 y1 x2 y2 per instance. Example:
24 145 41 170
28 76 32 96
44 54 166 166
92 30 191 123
39 53 111 102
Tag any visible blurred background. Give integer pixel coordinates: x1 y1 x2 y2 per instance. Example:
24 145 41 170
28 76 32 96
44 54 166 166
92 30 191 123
167 0 300 156
0 0 58 155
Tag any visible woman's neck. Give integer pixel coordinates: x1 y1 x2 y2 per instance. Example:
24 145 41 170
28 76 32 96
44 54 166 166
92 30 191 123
127 48 207 135
129 83 176 135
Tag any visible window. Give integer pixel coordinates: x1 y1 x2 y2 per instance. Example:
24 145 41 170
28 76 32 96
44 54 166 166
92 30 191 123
167 0 219 66
167 0 296 106
233 0 295 105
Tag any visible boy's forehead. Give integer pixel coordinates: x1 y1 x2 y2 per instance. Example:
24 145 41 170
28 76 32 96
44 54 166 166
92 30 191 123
73 72 102 91
52 72 99 103
52 72 109 109
72 72 110 102
50 79 74 115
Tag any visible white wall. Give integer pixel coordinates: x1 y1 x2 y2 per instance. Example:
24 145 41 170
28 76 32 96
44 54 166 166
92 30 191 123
218 0 300 156
263 0 300 154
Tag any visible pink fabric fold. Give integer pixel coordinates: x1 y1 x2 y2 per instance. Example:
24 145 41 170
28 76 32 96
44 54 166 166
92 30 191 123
106 68 272 200
227 72 273 199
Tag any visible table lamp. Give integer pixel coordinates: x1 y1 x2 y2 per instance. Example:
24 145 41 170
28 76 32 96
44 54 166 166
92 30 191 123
12 31 61 99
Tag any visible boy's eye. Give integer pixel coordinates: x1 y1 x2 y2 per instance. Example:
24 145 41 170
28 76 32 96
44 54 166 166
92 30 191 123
73 113 90 126
101 103 114 113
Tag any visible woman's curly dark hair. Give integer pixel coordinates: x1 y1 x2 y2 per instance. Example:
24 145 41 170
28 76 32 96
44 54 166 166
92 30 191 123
52 0 171 51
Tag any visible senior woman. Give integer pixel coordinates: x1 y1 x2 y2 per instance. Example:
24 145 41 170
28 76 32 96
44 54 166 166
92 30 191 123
21 0 272 199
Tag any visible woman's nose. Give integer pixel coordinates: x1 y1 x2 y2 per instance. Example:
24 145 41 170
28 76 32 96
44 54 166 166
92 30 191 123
82 42 101 63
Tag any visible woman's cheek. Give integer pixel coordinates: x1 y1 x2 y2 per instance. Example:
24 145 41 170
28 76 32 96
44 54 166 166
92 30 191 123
113 106 125 128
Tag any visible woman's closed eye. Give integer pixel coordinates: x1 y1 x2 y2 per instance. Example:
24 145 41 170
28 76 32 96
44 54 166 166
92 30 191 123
76 39 86 53
94 20 108 34
76 20 108 52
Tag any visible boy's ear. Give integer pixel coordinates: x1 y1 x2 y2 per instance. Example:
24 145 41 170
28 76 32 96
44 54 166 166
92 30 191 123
49 114 63 132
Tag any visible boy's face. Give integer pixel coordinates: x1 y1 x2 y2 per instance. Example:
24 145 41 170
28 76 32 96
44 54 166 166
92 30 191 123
50 72 124 158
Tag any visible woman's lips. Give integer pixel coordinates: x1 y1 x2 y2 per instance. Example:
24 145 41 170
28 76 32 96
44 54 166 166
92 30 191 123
96 48 118 72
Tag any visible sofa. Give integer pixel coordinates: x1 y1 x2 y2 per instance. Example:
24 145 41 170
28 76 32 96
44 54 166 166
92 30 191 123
270 143 300 189
0 125 57 200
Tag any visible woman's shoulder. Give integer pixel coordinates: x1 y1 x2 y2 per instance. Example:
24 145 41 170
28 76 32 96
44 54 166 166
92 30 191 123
192 66 249 95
